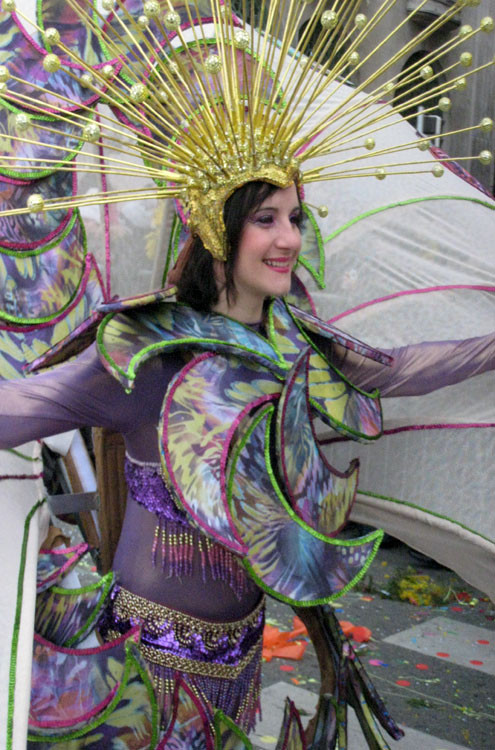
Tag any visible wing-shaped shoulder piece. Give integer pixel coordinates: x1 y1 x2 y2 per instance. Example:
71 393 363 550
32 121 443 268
97 301 288 390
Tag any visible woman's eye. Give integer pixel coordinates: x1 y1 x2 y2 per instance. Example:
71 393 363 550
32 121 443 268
255 214 274 225
291 213 304 228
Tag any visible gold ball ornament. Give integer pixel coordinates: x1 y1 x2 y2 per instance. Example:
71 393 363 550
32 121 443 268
168 61 179 76
27 194 45 212
0 82 7 95
454 77 467 91
480 117 493 133
364 137 375 150
317 205 329 218
2 0 15 12
420 65 434 80
164 11 180 30
80 72 94 87
205 54 222 74
417 139 431 151
158 88 168 102
354 13 367 29
130 83 148 102
101 0 114 10
15 113 30 132
43 27 60 46
137 15 149 28
478 150 493 166
101 64 114 79
143 1 159 18
375 168 386 180
480 17 494 33
383 81 395 94
0 65 9 83
82 122 101 142
42 53 61 73
234 29 250 50
460 52 473 67
458 24 472 38
438 96 451 112
348 51 360 66
321 10 338 30
432 164 444 178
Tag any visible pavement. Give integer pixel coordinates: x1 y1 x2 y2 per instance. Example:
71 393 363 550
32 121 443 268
256 533 495 750
64 520 495 749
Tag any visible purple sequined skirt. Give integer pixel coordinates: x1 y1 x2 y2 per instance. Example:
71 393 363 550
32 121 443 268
99 585 264 732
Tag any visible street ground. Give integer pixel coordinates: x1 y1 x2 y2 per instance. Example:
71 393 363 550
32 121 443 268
257 532 495 749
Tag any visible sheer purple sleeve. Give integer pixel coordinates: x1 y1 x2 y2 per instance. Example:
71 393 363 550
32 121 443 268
0 344 181 454
332 332 495 398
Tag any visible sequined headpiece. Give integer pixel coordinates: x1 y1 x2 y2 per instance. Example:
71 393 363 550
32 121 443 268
0 0 493 259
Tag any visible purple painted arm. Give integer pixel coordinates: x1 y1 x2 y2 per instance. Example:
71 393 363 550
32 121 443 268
333 332 495 397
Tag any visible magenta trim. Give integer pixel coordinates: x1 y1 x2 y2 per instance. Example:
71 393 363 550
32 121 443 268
320 422 495 445
0 210 73 251
290 272 317 315
161 353 245 553
29 684 118 728
0 175 35 186
1 171 77 249
13 11 102 72
0 473 42 480
328 284 495 324
37 542 89 589
0 253 102 333
157 678 214 750
278 352 358 537
221 390 277 552
33 624 141 655
96 115 112 299
112 106 152 137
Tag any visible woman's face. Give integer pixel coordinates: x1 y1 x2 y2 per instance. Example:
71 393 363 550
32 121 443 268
226 184 302 321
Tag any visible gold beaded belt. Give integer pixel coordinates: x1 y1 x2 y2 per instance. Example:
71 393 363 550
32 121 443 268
104 585 265 680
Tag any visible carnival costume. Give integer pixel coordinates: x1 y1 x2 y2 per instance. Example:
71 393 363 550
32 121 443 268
0 0 494 748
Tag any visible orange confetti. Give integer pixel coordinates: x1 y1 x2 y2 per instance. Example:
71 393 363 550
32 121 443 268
352 626 372 643
291 678 300 685
339 620 355 637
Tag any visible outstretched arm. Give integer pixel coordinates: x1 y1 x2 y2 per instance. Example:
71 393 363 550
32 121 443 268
331 332 495 397
0 343 169 450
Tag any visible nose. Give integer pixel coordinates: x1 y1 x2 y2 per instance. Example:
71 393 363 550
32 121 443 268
275 216 301 253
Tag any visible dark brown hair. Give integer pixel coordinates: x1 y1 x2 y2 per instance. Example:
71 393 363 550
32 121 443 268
176 181 280 312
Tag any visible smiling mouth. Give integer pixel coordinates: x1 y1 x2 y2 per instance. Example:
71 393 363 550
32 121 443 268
264 258 292 270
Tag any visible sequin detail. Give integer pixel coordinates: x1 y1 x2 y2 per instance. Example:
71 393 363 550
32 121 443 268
125 456 254 599
99 585 264 732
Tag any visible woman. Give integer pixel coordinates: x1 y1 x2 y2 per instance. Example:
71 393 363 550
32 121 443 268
1 179 494 745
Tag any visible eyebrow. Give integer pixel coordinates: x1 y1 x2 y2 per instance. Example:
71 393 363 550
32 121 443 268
255 204 301 213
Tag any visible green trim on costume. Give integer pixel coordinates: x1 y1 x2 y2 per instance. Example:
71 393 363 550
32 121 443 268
0 213 88 325
6 448 37 461
296 203 326 289
27 641 154 742
59 572 115 647
359 489 494 545
323 195 495 245
7 498 46 750
214 710 253 750
227 405 383 607
0 209 79 256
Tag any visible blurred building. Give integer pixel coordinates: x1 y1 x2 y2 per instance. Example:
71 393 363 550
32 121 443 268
297 0 495 193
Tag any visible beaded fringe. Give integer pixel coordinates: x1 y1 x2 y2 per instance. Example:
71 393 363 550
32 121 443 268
152 518 249 599
150 644 262 732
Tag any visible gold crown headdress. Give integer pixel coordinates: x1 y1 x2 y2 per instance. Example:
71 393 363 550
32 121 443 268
0 0 493 259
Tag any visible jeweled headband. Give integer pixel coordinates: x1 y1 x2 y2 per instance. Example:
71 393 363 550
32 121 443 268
0 0 493 259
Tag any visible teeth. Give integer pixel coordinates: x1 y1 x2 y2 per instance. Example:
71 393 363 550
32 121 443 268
265 260 289 267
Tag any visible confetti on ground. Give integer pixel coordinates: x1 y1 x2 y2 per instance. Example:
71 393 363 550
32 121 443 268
436 652 450 658
396 679 411 687
369 659 388 667
477 639 489 644
469 660 483 666
279 665 294 672
416 663 429 670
